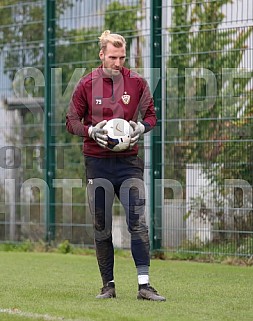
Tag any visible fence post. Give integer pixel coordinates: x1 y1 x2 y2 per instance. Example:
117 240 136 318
150 0 162 252
44 0 56 242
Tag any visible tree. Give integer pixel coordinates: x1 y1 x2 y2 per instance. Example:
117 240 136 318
0 0 73 80
104 0 143 68
167 0 253 181
0 0 142 242
166 0 253 241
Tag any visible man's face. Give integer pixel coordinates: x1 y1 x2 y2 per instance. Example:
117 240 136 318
99 42 126 76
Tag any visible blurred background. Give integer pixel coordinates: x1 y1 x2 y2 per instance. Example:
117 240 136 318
0 0 253 257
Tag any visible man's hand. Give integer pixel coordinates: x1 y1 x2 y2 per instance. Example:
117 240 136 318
88 120 108 148
129 121 145 149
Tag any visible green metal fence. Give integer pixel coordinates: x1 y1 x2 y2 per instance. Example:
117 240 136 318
0 0 252 257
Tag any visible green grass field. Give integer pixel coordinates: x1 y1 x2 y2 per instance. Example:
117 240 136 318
0 252 253 321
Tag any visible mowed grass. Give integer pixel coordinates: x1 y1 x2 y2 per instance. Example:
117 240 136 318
0 252 253 321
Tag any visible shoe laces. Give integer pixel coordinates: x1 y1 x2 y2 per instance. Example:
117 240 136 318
146 284 158 294
100 286 108 294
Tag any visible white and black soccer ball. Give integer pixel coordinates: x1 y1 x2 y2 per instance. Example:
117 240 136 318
104 118 133 152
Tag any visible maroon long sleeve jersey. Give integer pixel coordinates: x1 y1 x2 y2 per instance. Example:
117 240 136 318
66 65 157 158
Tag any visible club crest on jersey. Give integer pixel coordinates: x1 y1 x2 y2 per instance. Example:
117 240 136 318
121 92 130 104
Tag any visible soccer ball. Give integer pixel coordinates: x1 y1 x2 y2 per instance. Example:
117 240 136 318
104 118 133 152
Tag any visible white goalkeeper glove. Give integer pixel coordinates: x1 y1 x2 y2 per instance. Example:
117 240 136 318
88 120 108 148
129 121 145 149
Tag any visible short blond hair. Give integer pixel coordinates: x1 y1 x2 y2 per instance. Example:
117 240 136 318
98 30 126 52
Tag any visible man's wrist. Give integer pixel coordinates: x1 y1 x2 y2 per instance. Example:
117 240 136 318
88 125 93 138
139 121 151 133
138 122 145 134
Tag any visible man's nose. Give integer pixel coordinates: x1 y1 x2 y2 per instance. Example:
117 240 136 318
115 58 120 66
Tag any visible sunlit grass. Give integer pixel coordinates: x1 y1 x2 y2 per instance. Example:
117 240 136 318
0 252 253 321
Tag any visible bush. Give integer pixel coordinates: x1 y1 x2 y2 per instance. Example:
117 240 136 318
57 240 74 254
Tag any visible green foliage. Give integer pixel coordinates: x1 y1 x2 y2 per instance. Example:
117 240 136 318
57 239 74 254
104 1 143 68
0 0 73 79
1 1 143 243
55 27 101 81
0 240 34 252
104 1 140 42
166 0 253 215
168 0 252 155
0 239 96 255
160 236 253 264
1 237 252 261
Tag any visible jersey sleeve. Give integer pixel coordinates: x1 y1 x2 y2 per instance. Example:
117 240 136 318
66 80 90 137
138 77 157 133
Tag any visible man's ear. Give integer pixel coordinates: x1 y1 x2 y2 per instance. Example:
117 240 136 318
99 50 104 61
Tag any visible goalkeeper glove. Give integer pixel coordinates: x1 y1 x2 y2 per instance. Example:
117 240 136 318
88 120 108 148
129 121 145 149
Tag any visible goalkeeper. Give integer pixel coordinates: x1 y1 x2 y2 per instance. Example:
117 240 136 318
66 30 165 301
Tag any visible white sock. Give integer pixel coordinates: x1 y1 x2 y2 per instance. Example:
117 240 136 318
138 275 149 285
